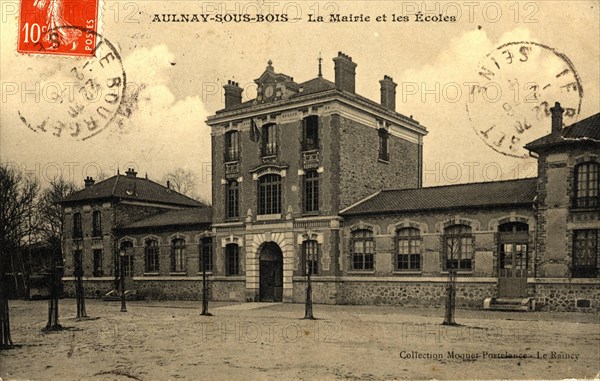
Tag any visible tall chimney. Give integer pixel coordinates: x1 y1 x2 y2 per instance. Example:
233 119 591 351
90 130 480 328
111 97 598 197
84 176 95 188
379 75 397 111
550 101 564 133
333 52 357 93
223 80 243 109
125 168 137 178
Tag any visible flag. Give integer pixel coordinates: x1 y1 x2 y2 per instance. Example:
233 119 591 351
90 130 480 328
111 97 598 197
250 118 261 143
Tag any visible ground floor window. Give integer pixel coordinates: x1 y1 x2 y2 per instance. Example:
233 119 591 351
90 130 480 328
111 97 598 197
120 241 134 277
226 244 240 275
171 238 186 273
351 229 374 270
573 229 599 278
145 240 160 273
396 228 421 271
200 237 213 273
92 249 103 277
444 225 473 271
302 240 319 276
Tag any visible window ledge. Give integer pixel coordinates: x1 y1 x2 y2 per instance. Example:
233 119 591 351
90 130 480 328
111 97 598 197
256 213 282 221
196 272 214 276
302 212 320 217
348 270 376 274
170 272 187 276
441 270 473 275
393 271 422 275
224 159 239 164
570 207 600 212
378 158 390 164
143 272 160 276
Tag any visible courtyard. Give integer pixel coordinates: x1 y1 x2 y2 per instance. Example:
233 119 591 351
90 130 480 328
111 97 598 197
0 299 598 380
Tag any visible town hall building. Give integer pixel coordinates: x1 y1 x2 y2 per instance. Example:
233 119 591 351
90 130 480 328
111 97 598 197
61 53 599 312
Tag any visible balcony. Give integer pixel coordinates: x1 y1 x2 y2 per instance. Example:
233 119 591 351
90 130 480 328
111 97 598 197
302 151 320 169
225 162 240 179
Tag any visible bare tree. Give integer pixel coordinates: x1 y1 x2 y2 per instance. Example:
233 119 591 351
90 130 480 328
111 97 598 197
163 168 198 197
37 178 80 326
0 164 39 348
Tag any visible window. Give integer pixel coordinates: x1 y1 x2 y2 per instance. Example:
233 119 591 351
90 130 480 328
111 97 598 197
93 249 103 277
304 170 319 213
396 228 421 271
302 240 319 276
444 225 473 270
73 212 83 239
225 131 239 162
92 210 102 237
573 230 598 278
498 222 529 277
378 128 389 161
120 241 134 277
261 123 277 156
302 116 319 151
226 180 239 219
171 238 186 273
144 239 160 273
351 229 374 270
574 162 599 208
73 249 83 277
258 174 282 215
225 244 240 275
200 237 213 273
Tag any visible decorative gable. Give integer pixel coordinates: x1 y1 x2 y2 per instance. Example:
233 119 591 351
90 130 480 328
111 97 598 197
254 60 300 104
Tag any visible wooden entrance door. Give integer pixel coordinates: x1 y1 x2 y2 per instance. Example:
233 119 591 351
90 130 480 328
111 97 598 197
259 243 283 302
498 243 528 298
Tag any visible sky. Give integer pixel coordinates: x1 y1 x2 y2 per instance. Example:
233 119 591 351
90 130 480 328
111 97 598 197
1 0 599 200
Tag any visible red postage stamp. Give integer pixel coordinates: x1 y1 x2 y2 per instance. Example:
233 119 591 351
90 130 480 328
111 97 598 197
17 0 100 57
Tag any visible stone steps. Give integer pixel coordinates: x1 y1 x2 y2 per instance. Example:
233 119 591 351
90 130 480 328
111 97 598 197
483 297 535 311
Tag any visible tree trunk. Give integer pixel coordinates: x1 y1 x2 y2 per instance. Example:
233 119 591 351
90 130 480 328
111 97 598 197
0 278 13 349
303 274 314 320
200 266 211 316
44 248 62 331
443 269 457 326
75 275 87 318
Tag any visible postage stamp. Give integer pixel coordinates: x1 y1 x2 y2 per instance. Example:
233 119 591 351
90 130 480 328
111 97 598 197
17 0 100 57
465 41 583 158
17 28 127 140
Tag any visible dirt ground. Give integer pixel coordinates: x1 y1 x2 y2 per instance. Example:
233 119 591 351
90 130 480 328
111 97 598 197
0 299 598 381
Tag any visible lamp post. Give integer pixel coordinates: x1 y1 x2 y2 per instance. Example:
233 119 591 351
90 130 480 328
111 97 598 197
303 231 315 320
74 240 87 318
200 245 211 316
119 248 127 313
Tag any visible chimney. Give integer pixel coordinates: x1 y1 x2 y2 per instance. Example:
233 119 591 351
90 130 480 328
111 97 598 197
84 176 95 188
333 52 357 93
379 75 397 111
550 101 564 133
166 180 170 190
125 168 137 178
223 80 243 109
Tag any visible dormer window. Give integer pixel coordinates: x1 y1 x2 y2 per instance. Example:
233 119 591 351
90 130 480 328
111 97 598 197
261 123 278 157
302 116 319 151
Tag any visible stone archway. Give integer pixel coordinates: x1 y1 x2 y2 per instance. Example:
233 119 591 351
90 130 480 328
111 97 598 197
259 242 283 302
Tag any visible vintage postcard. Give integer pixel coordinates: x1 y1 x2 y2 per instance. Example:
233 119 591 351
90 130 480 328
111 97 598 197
0 1 599 380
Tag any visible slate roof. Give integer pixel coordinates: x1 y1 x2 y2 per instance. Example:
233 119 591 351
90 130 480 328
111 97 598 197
341 178 538 216
119 207 212 230
525 112 600 152
60 174 204 207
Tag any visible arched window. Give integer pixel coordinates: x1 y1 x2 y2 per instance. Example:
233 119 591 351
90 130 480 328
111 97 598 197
261 123 278 156
396 228 421 271
258 174 282 215
120 241 134 277
444 225 473 270
224 130 239 162
226 180 239 219
351 229 374 270
171 238 186 273
200 237 213 273
92 210 102 237
302 115 319 151
574 162 599 208
73 212 83 239
225 243 240 275
302 240 319 275
498 222 529 277
145 239 160 273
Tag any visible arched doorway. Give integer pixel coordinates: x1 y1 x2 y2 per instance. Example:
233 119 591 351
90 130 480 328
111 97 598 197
259 242 283 302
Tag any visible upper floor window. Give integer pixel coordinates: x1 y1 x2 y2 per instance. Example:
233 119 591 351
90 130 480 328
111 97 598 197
171 238 186 273
573 229 598 278
225 243 240 275
396 228 421 271
302 116 319 151
574 162 599 208
225 131 239 162
92 210 102 237
302 240 319 276
145 239 160 273
200 237 213 273
226 180 239 219
261 123 278 156
351 229 374 270
444 224 473 271
73 212 83 239
378 128 389 161
258 174 281 215
303 170 319 213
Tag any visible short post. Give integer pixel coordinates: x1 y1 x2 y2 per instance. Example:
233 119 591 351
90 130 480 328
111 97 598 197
119 248 127 313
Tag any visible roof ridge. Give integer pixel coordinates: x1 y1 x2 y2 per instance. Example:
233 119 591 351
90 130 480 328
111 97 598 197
380 177 538 193
142 177 206 206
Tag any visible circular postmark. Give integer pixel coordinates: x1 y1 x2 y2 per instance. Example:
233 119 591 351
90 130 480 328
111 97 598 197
466 41 583 158
17 26 126 141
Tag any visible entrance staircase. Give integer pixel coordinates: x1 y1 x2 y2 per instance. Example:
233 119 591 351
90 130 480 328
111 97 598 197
483 297 535 311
